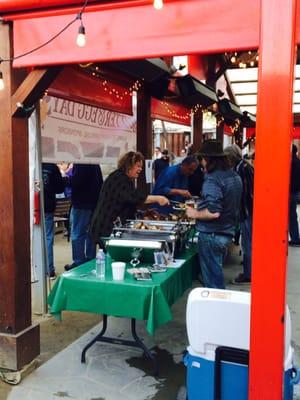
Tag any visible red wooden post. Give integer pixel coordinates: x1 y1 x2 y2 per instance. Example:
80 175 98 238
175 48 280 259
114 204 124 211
249 0 297 398
0 21 40 370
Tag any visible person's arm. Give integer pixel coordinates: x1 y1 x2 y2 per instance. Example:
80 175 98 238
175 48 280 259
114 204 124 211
53 165 65 194
168 188 192 198
145 195 169 206
187 175 223 220
186 206 220 220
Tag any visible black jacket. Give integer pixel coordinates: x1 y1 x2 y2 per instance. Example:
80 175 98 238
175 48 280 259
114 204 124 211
90 168 147 240
42 163 65 213
70 164 103 209
235 159 254 221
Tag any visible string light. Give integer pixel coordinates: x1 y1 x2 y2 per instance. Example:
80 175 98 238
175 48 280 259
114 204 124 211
228 50 259 69
0 0 89 91
153 0 164 10
161 101 199 121
76 0 88 47
76 24 86 47
0 71 4 91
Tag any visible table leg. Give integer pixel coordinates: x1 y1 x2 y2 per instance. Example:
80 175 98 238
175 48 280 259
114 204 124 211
80 315 159 376
81 314 108 363
131 318 159 376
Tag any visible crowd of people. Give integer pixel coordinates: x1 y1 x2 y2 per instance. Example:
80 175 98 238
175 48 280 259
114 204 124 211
42 139 300 290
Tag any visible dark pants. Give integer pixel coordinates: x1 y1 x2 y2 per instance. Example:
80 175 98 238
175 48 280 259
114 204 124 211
289 193 300 241
240 216 252 279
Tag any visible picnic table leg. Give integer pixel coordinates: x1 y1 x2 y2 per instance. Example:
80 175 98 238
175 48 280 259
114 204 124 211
131 319 159 377
81 314 108 363
80 316 158 376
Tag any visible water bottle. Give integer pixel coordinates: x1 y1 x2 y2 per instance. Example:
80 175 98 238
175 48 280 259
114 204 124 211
96 249 106 279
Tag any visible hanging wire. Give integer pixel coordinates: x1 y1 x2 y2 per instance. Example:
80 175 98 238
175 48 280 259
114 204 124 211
0 0 89 64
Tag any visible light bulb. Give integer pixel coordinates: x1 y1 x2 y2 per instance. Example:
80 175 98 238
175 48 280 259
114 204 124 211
0 71 4 90
230 56 236 63
153 0 163 10
76 25 86 47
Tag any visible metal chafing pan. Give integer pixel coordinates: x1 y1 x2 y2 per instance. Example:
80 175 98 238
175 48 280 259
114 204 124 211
113 220 178 241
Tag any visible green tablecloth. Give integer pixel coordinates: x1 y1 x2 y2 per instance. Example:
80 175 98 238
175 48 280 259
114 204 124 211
48 246 198 335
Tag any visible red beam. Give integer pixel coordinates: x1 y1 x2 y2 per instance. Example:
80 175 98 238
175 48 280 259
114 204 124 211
249 0 296 398
12 0 260 68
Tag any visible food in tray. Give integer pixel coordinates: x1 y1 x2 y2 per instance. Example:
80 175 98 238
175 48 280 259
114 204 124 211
133 221 160 230
127 267 152 280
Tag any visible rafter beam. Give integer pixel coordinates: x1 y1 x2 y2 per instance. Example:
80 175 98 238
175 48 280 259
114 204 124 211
11 66 61 117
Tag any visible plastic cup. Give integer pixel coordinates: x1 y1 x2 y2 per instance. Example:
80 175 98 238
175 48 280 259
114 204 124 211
111 262 126 281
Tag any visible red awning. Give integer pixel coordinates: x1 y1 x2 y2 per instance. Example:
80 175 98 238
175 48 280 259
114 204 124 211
10 0 262 68
48 66 133 115
0 0 90 13
151 98 191 126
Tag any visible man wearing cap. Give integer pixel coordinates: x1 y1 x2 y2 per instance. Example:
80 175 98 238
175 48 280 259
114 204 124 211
186 140 242 289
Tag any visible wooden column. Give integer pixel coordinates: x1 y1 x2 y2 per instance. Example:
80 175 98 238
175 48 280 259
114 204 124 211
249 0 296 398
0 21 40 370
192 110 203 152
136 89 152 195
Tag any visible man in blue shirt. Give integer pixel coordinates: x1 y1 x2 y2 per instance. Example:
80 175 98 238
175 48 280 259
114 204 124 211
152 156 198 213
186 140 242 289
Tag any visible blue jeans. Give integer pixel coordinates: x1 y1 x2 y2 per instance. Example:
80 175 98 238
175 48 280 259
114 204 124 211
289 193 300 241
240 216 252 279
71 207 96 265
197 231 232 289
45 212 55 275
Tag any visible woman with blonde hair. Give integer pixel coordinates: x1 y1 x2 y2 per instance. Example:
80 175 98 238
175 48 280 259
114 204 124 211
90 151 169 243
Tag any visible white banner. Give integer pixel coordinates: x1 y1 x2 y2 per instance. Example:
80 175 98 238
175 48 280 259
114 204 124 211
40 96 136 165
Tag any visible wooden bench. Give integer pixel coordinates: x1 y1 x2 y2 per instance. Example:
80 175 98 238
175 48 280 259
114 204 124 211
54 198 71 236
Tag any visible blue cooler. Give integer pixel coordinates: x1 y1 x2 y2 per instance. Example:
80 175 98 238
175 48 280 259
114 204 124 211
183 288 300 400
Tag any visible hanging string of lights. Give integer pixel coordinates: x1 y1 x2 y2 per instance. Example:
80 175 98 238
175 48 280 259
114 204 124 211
0 0 165 91
0 0 88 90
225 50 259 69
79 63 144 100
0 0 248 132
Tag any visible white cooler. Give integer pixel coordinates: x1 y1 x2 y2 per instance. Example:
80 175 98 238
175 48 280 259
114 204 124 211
183 288 300 400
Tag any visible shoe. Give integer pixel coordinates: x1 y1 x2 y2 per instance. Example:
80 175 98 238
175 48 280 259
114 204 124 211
231 273 251 285
288 240 300 247
49 271 57 280
64 263 78 271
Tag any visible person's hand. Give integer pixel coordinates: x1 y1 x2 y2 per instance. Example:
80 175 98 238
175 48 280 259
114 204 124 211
186 206 198 219
156 196 170 206
180 190 192 198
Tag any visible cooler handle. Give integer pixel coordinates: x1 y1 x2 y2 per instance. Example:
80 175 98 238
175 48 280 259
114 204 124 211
214 346 249 400
290 367 300 386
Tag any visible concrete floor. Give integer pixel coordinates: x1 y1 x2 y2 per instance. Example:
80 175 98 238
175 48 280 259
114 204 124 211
3 233 300 399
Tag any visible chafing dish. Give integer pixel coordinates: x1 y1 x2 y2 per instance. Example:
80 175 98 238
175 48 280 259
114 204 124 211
106 219 193 265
